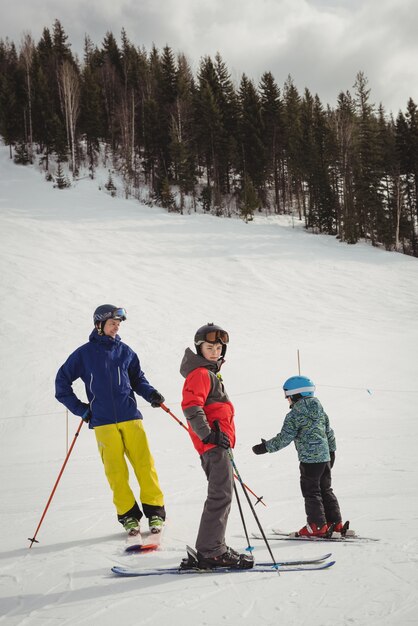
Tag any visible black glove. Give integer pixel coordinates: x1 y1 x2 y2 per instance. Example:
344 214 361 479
202 428 230 449
330 451 335 468
80 404 91 423
149 390 165 408
252 439 268 455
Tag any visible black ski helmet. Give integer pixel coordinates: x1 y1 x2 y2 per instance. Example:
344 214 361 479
93 304 127 334
194 322 229 358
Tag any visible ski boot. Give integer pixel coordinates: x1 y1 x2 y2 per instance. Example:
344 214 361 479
297 522 329 537
149 515 164 534
180 545 254 570
121 516 141 537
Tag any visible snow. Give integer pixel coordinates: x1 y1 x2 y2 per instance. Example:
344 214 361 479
1 146 418 626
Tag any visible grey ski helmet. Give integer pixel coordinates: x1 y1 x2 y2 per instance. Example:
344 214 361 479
93 304 127 334
194 322 229 358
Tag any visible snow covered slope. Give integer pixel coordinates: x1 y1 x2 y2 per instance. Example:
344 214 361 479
1 147 418 625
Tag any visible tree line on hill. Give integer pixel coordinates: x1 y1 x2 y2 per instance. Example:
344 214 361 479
0 19 417 256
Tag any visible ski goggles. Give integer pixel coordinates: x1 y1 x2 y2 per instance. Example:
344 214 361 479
110 308 127 321
195 329 229 345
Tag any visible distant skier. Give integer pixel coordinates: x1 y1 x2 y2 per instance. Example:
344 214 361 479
55 304 166 536
252 375 343 537
179 323 253 569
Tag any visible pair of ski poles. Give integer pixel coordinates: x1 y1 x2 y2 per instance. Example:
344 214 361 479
29 403 278 569
156 405 279 569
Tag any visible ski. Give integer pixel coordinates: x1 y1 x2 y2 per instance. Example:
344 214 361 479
266 520 379 542
257 552 332 566
111 560 335 577
125 525 165 553
273 525 379 541
125 542 160 553
252 531 378 543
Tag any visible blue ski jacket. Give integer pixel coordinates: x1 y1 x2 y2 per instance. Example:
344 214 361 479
265 397 336 463
55 329 156 428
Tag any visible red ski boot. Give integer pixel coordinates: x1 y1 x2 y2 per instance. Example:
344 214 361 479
297 522 329 537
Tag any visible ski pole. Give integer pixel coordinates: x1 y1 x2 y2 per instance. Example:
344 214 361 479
233 475 254 553
227 448 279 571
160 403 266 506
28 417 85 548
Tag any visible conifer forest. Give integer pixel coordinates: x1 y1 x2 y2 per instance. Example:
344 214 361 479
1 20 417 256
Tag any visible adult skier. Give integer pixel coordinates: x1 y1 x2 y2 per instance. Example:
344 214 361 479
55 304 166 535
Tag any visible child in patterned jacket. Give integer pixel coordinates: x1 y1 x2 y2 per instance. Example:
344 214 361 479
252 375 343 537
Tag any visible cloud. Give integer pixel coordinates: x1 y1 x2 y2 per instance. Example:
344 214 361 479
1 0 417 113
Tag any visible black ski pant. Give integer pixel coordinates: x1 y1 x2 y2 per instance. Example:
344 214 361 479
299 461 342 527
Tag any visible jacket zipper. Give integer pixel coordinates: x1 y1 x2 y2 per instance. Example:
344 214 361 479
89 373 96 408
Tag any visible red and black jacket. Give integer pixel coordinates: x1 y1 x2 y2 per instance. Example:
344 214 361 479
180 348 235 455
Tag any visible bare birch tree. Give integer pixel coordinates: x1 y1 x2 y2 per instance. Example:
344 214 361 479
59 60 80 175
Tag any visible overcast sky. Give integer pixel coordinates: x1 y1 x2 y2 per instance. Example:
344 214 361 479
1 0 417 115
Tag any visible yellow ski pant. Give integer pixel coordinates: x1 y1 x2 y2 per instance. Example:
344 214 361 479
94 419 164 516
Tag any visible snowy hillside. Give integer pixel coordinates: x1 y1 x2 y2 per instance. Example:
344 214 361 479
1 146 418 625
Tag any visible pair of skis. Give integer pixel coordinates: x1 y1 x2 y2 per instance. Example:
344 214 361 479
124 528 162 554
112 545 335 577
251 524 379 544
112 522 378 577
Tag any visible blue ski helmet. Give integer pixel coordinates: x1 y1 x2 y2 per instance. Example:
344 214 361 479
283 375 315 397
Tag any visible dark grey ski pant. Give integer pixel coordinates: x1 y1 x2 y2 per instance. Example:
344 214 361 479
300 461 342 527
195 446 233 558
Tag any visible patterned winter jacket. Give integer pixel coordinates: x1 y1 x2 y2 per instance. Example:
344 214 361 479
266 396 336 463
55 329 157 428
180 348 235 455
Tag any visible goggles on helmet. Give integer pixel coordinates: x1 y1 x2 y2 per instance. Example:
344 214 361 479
110 308 127 321
195 329 229 345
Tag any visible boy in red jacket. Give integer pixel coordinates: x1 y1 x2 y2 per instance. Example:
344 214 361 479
180 323 253 569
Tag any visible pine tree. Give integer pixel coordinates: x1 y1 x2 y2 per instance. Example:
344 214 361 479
352 71 383 246
195 56 224 208
239 174 259 222
36 25 68 164
300 91 337 233
334 91 357 243
259 71 284 212
159 176 176 210
19 33 35 162
52 19 73 62
119 29 141 179
154 45 178 182
105 171 117 196
80 39 105 177
283 76 303 217
13 141 30 164
397 99 418 254
374 106 399 250
0 40 21 157
238 74 265 205
213 53 239 195
54 161 70 188
101 31 123 151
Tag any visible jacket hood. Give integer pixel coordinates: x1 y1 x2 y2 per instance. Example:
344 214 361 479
291 396 322 416
180 347 221 378
89 328 121 347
